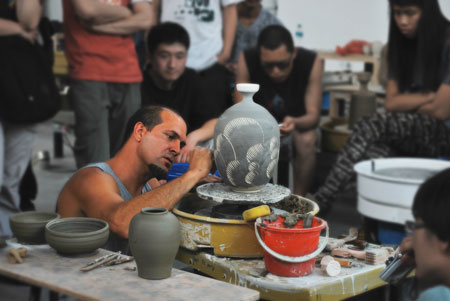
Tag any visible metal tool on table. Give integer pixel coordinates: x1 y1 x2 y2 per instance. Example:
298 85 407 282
80 252 133 272
326 228 359 251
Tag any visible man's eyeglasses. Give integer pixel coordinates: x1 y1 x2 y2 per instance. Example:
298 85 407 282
404 220 425 235
261 60 291 71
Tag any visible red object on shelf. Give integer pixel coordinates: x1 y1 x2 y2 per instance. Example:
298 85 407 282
336 40 371 55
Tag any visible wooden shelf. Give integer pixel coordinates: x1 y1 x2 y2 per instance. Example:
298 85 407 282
319 51 380 86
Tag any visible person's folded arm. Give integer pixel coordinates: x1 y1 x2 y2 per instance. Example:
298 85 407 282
89 2 153 35
16 0 41 31
70 0 132 26
417 83 450 120
385 79 435 112
0 0 40 43
0 18 25 36
217 3 237 65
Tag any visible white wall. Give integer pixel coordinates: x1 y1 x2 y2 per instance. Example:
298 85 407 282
278 0 450 51
44 0 63 22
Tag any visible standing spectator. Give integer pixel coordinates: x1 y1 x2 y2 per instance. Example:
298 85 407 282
153 0 240 120
229 0 282 66
63 0 153 168
0 0 41 238
313 0 450 216
235 25 323 196
141 22 218 161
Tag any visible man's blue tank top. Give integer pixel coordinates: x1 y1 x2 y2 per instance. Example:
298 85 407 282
85 163 152 255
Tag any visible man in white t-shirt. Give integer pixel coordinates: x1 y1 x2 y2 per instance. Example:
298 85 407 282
153 0 241 119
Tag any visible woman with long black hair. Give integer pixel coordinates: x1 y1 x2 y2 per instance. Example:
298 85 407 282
313 0 450 216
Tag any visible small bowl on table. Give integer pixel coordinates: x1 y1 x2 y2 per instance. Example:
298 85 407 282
9 211 60 244
45 217 109 255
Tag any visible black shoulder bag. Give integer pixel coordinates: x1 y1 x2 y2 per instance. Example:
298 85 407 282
0 18 61 124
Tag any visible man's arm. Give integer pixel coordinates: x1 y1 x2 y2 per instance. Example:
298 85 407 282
281 55 323 133
152 0 161 20
89 2 153 35
385 79 434 112
16 0 42 31
217 3 238 65
178 119 218 162
234 52 251 102
59 148 212 239
70 0 132 25
0 0 40 42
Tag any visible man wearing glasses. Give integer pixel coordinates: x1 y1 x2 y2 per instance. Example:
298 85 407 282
235 24 323 196
399 168 450 300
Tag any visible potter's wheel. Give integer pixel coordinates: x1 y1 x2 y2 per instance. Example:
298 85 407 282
196 183 290 204
354 158 450 224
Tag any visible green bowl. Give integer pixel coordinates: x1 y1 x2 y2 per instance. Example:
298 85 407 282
45 217 109 255
9 211 60 244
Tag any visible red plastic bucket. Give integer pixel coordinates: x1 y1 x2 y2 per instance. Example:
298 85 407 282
255 216 328 277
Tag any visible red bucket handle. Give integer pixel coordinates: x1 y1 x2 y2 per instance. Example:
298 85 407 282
254 217 329 263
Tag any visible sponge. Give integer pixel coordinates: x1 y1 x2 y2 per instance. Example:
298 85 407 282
242 205 271 221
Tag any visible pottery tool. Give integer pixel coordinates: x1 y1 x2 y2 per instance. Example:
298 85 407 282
242 205 271 221
320 255 341 276
331 247 366 260
80 253 120 271
80 252 132 272
365 248 390 265
326 227 358 250
7 247 27 264
104 255 134 266
332 257 352 267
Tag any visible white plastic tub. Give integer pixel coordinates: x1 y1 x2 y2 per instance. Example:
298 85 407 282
354 158 450 224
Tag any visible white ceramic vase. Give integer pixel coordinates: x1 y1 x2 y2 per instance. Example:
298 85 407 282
214 83 280 192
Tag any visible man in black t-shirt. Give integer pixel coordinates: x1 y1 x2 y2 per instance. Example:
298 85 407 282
141 22 219 162
235 25 323 196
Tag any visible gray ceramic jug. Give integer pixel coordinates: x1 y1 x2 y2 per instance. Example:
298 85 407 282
129 207 181 280
214 83 280 192
349 72 377 129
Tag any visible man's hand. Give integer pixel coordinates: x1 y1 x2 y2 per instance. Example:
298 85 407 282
187 147 213 179
399 236 415 266
147 178 167 189
279 116 296 136
19 28 38 44
217 51 230 65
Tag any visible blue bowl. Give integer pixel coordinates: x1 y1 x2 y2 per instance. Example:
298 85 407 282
167 163 220 181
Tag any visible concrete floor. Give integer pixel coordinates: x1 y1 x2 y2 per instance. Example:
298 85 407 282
1 118 370 300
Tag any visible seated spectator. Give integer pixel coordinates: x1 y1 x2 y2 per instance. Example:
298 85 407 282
235 24 323 196
229 0 282 67
153 0 238 123
141 22 218 161
399 168 450 300
313 0 450 215
57 106 215 254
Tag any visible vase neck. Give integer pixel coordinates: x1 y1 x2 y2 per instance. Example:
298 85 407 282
240 91 256 103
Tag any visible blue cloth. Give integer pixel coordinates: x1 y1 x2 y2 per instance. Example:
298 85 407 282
84 162 151 254
418 285 450 301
